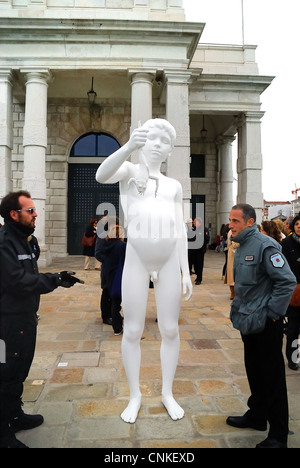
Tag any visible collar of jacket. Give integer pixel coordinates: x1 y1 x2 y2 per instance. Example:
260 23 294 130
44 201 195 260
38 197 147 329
231 223 258 245
5 220 32 240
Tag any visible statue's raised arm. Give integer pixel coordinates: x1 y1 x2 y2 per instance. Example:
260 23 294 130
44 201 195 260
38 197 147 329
95 126 148 185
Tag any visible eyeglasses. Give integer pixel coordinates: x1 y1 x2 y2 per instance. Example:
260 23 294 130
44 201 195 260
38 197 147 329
15 208 36 215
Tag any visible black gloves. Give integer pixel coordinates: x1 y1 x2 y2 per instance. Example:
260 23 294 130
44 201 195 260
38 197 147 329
56 271 84 288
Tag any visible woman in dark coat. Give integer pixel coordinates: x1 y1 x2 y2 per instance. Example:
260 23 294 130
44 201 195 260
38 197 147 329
281 214 300 370
95 224 126 335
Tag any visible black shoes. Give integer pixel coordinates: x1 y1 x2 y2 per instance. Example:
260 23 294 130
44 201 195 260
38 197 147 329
226 415 267 432
103 318 113 326
0 413 44 448
0 433 29 449
288 361 299 371
256 437 287 449
226 416 288 448
11 413 44 433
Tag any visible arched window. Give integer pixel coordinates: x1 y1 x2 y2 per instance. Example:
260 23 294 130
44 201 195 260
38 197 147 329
70 132 120 157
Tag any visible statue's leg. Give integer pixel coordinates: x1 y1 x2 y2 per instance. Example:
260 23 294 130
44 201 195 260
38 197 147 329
121 246 149 423
154 256 184 420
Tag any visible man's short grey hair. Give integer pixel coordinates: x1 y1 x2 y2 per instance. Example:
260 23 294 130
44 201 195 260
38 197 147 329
232 203 256 222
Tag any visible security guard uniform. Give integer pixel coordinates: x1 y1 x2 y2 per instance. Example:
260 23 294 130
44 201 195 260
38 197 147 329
0 221 59 445
230 223 297 445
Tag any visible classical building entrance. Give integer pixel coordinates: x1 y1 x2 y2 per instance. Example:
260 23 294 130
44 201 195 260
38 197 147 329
68 132 120 255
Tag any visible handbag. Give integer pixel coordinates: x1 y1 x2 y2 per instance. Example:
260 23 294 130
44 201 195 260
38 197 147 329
81 234 96 248
290 284 300 308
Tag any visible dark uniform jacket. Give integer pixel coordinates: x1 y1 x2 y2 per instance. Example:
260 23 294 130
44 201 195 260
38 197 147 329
230 224 297 335
0 222 58 329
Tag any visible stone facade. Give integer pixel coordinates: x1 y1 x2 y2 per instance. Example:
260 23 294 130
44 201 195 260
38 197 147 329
0 1 274 265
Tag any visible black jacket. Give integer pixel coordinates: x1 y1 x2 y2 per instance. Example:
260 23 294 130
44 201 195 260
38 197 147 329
95 236 126 297
0 222 58 326
281 234 300 283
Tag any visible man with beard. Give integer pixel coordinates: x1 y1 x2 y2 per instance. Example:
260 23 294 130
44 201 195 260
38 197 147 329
0 191 83 448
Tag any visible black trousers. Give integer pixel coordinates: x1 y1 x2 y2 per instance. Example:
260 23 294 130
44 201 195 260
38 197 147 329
100 288 112 322
242 318 289 443
101 289 123 333
0 318 37 432
191 250 205 282
111 297 123 334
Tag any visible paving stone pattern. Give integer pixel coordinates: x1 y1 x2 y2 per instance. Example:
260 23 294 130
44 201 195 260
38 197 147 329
18 251 300 448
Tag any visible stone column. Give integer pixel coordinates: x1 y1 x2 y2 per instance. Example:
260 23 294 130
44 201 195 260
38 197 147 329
217 136 235 227
0 70 13 206
236 112 265 224
165 70 192 217
21 70 51 267
129 70 154 163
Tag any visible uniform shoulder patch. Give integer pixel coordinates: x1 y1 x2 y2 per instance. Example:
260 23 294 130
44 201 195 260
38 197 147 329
270 253 285 268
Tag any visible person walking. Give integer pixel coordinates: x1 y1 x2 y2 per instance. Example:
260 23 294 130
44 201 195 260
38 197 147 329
281 214 300 371
0 191 83 448
95 222 126 335
226 203 297 449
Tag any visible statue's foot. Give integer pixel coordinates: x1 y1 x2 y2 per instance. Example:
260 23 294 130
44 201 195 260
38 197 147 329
121 396 142 424
162 395 184 421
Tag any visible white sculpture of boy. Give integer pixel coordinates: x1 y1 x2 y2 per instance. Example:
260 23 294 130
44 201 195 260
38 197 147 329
96 119 193 423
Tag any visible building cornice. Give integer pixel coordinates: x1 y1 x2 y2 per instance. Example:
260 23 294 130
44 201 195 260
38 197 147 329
0 17 204 70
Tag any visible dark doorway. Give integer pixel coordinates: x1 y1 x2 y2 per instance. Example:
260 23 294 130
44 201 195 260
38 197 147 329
191 195 205 222
68 133 121 255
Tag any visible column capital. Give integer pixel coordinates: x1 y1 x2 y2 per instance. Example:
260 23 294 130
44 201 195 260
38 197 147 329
128 69 156 82
164 69 193 85
216 135 236 147
236 111 265 127
20 69 53 85
0 69 14 84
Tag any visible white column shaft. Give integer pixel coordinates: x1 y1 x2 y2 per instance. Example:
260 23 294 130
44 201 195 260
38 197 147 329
237 112 264 224
165 71 191 205
218 136 235 226
0 70 13 202
22 70 51 266
130 71 154 163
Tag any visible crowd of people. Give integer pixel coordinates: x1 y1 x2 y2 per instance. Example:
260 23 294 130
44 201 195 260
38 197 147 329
1 189 299 448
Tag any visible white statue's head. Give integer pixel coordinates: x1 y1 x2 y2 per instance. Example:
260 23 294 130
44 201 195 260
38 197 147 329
142 119 176 148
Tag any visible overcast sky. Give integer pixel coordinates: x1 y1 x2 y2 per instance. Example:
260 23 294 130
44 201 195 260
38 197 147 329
183 0 300 202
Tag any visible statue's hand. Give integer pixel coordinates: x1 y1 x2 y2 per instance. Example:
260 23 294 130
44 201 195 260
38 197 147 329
127 127 148 153
182 275 193 301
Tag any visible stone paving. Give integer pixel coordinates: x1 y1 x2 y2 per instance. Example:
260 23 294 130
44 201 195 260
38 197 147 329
18 251 300 449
